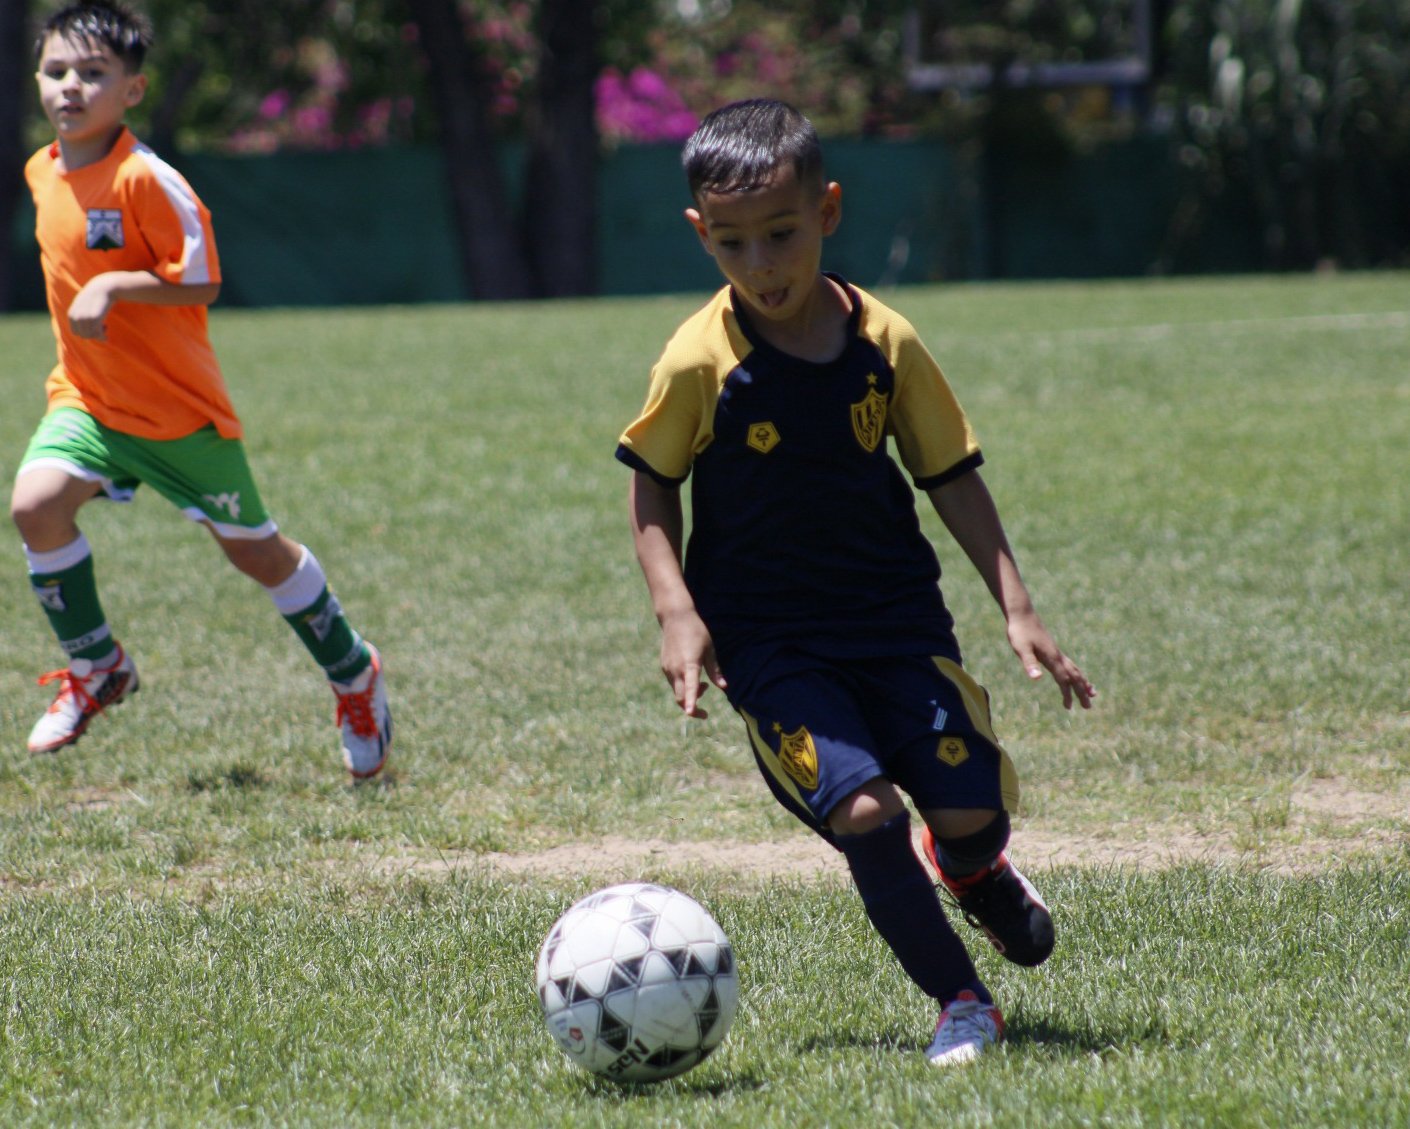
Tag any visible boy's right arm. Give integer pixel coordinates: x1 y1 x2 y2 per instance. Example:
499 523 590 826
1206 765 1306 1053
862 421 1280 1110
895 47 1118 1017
628 471 726 718
67 271 220 341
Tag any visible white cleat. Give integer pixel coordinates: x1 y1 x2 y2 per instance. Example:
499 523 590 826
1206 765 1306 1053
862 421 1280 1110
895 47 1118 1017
331 643 392 778
925 990 1004 1067
28 645 139 754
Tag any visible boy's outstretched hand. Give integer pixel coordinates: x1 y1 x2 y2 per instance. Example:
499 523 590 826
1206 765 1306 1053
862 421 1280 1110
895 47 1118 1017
659 608 728 718
1007 610 1096 710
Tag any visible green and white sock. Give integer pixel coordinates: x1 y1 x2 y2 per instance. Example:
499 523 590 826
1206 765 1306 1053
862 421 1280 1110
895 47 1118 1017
25 534 116 664
265 545 370 683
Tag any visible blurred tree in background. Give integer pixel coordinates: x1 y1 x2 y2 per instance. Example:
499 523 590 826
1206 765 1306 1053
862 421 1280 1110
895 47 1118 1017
1156 0 1410 270
0 0 27 310
1 0 1406 307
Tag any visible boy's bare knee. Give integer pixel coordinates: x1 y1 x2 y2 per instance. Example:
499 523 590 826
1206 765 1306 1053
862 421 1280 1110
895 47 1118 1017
11 493 38 532
217 531 300 587
828 778 907 837
12 507 76 551
10 476 91 549
921 807 1002 841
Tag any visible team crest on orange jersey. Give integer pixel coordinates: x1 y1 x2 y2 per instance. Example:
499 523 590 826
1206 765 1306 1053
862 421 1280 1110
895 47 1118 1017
774 723 819 789
850 374 888 452
86 209 124 251
747 421 780 453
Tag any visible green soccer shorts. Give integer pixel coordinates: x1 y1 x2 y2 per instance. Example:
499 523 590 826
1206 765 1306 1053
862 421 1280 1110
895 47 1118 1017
19 407 277 540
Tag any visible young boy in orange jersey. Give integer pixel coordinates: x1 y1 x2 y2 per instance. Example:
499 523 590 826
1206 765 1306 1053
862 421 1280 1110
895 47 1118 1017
618 100 1094 1065
12 2 392 777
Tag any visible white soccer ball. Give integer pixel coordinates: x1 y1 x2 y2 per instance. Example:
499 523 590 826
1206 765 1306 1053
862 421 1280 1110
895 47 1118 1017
535 882 739 1083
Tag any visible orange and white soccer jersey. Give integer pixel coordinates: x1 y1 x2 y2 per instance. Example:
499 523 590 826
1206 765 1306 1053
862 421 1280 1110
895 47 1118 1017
25 126 240 440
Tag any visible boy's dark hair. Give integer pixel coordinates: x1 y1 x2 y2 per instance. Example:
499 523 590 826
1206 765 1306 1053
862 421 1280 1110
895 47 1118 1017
36 1 152 70
683 99 825 200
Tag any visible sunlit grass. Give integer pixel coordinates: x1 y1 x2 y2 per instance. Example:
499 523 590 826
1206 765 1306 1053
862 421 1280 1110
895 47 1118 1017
0 273 1407 1124
2 867 1407 1126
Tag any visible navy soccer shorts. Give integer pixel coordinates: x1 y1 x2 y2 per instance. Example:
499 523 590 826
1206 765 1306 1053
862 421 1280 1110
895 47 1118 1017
729 648 1020 841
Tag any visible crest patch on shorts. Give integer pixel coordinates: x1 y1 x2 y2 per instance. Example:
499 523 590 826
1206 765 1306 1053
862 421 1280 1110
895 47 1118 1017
936 736 970 767
86 209 124 250
775 723 819 790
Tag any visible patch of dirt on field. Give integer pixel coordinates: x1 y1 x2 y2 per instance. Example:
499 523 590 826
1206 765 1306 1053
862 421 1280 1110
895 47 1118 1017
378 774 1408 884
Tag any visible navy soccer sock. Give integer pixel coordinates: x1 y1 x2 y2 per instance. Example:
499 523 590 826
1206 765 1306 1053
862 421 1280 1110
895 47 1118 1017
836 812 991 1005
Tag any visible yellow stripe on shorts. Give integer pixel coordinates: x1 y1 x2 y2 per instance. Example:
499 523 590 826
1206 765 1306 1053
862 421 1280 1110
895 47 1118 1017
932 656 1021 813
739 707 809 810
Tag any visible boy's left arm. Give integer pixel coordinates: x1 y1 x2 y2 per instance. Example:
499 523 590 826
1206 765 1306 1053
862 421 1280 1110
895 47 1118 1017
68 272 220 341
927 470 1095 710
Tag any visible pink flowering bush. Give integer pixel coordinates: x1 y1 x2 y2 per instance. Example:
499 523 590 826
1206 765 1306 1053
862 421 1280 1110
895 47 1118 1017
196 0 922 154
596 67 699 144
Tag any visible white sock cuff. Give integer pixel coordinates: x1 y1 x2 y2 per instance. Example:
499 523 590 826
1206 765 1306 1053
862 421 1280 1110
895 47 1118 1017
265 545 328 614
25 534 92 575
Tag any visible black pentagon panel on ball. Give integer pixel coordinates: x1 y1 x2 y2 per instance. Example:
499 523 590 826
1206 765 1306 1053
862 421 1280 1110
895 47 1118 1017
657 946 690 976
597 1011 631 1053
642 1045 700 1073
696 986 722 1037
605 963 636 993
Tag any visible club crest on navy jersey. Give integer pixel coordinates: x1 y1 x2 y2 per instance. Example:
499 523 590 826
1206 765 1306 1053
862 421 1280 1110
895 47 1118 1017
850 373 889 453
85 208 124 250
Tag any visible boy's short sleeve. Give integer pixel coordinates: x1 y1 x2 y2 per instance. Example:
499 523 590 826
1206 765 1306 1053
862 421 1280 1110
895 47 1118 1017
616 358 714 485
616 292 736 485
884 317 982 489
127 156 221 286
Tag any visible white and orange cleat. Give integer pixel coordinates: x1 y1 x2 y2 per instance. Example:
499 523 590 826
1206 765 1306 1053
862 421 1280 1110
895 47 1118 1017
331 643 392 778
28 645 140 753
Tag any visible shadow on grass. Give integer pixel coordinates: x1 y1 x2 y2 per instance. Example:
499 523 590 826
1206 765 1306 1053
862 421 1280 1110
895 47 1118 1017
797 1026 915 1054
186 760 267 793
580 1067 771 1099
1005 1014 1164 1056
350 766 399 792
798 1016 1164 1058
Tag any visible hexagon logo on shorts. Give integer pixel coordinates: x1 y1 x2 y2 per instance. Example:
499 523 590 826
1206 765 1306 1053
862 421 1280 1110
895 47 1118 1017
936 736 970 767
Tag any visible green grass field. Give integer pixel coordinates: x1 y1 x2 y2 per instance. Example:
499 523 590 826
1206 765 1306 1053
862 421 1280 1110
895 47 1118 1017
1 273 1407 1126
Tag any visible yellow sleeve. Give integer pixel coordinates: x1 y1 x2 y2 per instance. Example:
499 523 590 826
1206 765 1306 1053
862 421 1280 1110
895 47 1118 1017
617 359 715 483
857 292 981 486
616 290 739 483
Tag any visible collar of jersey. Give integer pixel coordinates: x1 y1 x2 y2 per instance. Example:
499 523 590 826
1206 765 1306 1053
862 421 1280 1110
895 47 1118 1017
728 272 862 368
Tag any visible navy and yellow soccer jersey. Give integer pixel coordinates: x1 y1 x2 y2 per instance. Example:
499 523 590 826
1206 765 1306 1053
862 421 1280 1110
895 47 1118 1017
616 275 983 665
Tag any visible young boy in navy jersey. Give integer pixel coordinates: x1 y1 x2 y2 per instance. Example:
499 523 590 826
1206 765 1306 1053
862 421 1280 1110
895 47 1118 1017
616 99 1094 1066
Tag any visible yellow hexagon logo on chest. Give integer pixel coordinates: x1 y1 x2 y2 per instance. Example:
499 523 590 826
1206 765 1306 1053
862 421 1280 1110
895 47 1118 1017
746 422 780 453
